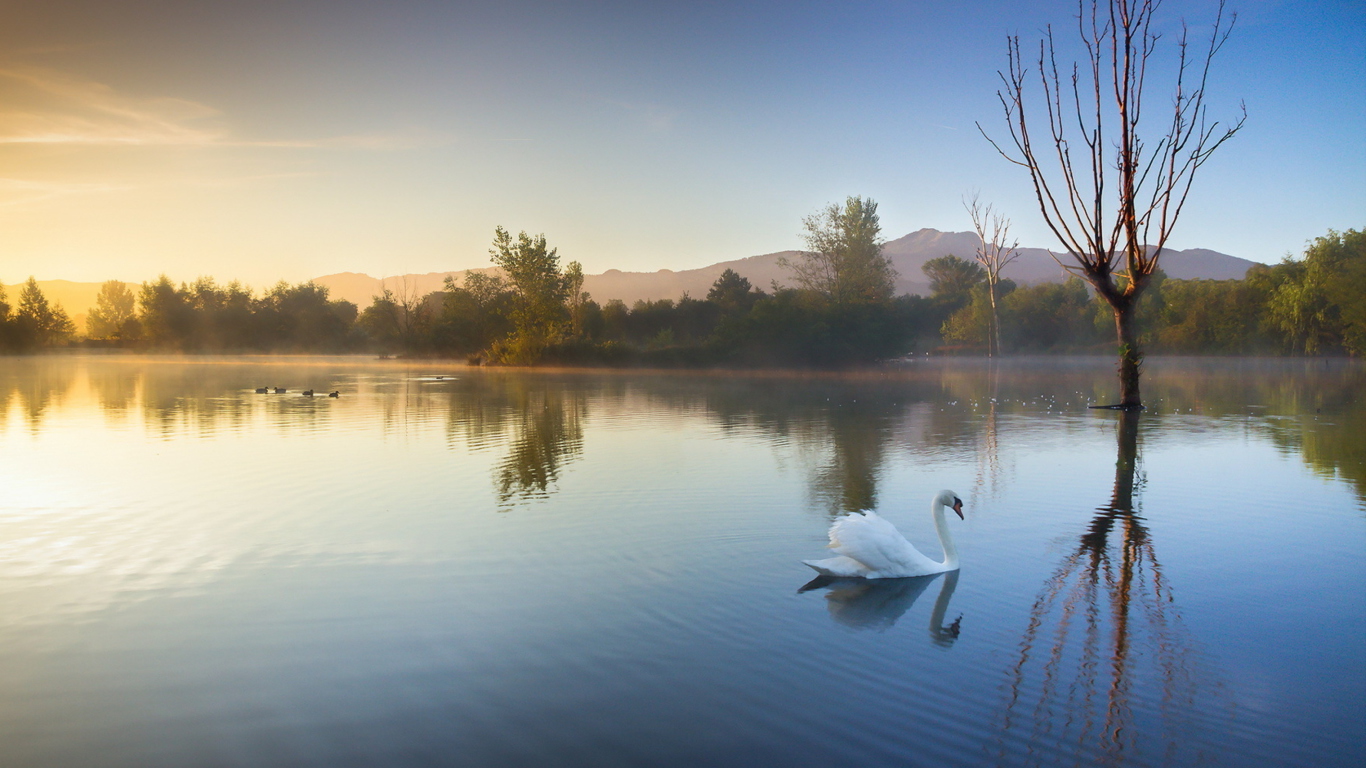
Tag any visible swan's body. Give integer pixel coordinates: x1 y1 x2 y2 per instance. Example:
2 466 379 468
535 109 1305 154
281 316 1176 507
803 490 963 579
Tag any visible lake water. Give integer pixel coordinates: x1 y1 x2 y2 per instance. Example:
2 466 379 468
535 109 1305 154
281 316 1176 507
1 354 1362 767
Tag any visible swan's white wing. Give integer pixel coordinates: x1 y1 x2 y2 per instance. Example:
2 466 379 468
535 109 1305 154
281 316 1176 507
802 555 871 578
826 511 940 577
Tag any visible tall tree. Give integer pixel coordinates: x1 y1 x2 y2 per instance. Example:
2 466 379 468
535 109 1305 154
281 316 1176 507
488 226 568 363
964 194 1020 357
86 280 138 340
563 260 589 338
707 268 760 317
781 196 896 305
1266 228 1366 355
981 0 1243 407
138 276 194 348
16 277 75 345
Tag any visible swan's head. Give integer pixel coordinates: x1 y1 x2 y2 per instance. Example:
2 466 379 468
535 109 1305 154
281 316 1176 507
936 489 964 519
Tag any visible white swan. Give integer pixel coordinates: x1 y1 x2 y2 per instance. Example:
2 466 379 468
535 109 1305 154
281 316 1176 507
803 489 963 579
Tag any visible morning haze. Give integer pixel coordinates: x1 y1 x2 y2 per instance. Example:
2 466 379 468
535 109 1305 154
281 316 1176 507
2 1 1363 767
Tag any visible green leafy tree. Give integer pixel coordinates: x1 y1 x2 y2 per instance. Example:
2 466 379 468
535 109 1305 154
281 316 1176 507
16 277 75 346
437 272 513 353
138 276 195 348
707 269 761 317
781 196 896 305
922 255 986 306
600 299 629 342
182 277 253 349
1266 228 1365 355
1329 231 1366 355
488 227 569 363
1005 278 1102 350
358 289 403 353
564 260 589 338
1155 278 1270 353
941 280 1016 347
85 280 139 340
260 281 355 351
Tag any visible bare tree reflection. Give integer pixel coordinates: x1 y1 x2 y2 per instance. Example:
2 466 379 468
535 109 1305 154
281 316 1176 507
972 364 1007 505
997 411 1214 767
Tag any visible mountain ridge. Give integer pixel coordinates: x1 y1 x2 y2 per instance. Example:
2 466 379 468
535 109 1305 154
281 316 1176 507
312 228 1256 307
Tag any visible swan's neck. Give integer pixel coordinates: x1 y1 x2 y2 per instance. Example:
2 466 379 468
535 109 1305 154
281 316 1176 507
929 569 960 644
932 502 959 569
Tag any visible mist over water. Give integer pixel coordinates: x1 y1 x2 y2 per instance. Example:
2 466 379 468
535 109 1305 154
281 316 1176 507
1 355 1362 767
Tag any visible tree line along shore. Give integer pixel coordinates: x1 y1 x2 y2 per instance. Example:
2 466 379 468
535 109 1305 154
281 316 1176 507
2 209 1362 366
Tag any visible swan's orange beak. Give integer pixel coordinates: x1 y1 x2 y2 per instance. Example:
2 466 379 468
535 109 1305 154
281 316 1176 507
952 498 964 519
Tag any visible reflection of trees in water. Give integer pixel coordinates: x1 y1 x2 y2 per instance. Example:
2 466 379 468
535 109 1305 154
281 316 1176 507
0 357 78 432
437 375 587 507
0 357 351 437
689 377 963 516
809 395 893 514
972 365 1008 504
136 363 257 438
494 386 585 506
85 360 140 418
996 411 1216 767
1142 359 1366 504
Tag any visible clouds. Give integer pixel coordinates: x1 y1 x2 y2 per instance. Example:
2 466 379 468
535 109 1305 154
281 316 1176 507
0 66 228 146
0 177 130 208
0 66 425 149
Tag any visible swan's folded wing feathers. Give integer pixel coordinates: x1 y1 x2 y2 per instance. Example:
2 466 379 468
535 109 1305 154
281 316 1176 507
827 511 911 575
802 555 870 578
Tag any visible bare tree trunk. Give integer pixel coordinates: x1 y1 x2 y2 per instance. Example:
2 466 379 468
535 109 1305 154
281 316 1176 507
987 278 1002 357
1113 301 1142 408
980 0 1243 407
965 194 1018 359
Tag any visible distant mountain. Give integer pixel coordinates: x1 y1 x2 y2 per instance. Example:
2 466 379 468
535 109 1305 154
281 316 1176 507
313 228 1257 308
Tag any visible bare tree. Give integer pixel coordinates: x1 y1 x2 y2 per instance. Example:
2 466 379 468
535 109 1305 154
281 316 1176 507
980 0 1244 407
964 194 1020 357
371 276 432 350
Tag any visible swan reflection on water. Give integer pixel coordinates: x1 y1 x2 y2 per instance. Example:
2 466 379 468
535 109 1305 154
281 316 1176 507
799 570 963 646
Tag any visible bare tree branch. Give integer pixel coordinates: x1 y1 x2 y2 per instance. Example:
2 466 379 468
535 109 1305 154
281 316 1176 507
979 0 1242 406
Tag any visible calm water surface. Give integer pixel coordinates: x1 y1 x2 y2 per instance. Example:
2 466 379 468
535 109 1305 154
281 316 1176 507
1 355 1362 767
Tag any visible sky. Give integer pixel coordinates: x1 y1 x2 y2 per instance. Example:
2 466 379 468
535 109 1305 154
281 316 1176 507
0 0 1362 288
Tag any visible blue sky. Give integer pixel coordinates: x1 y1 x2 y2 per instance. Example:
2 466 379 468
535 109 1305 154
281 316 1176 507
0 0 1361 286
